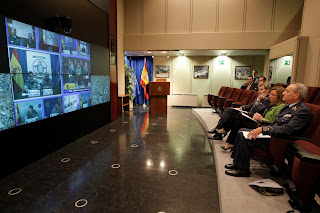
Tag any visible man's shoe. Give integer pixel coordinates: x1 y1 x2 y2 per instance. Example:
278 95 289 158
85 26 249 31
224 163 238 170
225 169 250 177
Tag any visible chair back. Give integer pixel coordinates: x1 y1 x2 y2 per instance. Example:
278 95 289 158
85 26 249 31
229 89 244 102
218 86 229 96
238 90 255 105
305 87 320 103
313 92 320 106
300 103 320 139
248 92 259 104
223 87 236 99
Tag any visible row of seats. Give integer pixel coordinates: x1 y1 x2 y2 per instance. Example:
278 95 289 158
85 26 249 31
207 85 320 211
207 85 320 114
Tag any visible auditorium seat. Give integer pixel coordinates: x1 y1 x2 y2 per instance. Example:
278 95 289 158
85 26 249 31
247 91 259 105
231 90 255 108
290 124 320 209
211 86 229 111
269 103 320 172
272 83 288 88
222 89 245 111
207 94 213 106
215 88 237 114
305 86 320 103
252 103 320 172
312 91 320 106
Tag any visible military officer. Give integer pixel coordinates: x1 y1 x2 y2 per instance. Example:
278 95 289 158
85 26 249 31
24 72 40 92
225 83 312 177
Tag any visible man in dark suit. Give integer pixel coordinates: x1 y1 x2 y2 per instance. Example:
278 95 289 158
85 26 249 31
208 83 271 139
241 76 258 91
225 83 312 177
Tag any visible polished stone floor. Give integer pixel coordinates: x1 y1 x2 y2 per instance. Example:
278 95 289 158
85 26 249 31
0 106 219 213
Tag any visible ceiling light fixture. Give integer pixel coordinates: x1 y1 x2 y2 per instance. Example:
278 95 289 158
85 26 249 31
162 51 167 54
147 51 152 54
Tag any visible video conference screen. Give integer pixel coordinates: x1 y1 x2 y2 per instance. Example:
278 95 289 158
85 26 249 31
0 17 110 131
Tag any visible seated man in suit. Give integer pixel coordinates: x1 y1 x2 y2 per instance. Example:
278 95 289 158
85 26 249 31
225 83 312 177
241 76 258 91
208 83 271 139
258 76 266 84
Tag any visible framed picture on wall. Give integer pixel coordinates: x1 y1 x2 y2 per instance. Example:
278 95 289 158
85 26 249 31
194 65 209 79
155 65 170 78
235 66 251 80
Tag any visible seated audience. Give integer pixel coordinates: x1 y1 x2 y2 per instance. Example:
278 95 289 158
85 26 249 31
241 76 258 91
209 83 271 139
225 83 312 177
258 76 266 84
220 86 285 151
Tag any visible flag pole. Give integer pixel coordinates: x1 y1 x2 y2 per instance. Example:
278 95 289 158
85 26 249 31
143 91 146 108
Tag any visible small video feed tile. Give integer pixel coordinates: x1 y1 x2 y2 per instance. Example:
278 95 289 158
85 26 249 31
43 97 63 118
80 92 92 109
78 40 90 59
15 99 43 126
6 18 36 49
0 73 15 131
91 75 110 106
61 35 77 56
62 57 91 93
38 28 59 52
63 94 79 113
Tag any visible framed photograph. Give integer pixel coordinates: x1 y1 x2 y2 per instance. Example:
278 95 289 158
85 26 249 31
155 65 170 78
235 66 251 80
194 65 209 79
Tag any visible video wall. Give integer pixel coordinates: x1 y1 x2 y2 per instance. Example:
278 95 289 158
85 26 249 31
0 17 110 131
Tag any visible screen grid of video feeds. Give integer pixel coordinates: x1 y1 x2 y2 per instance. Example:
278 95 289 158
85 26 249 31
0 17 110 131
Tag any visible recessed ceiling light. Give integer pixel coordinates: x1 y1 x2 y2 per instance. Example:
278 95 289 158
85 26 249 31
147 51 152 53
162 51 167 54
167 55 169 58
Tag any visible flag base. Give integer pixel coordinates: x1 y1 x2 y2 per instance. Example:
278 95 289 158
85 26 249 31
143 103 147 108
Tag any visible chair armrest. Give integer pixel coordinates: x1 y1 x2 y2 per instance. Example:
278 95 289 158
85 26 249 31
225 99 234 103
219 97 228 100
232 103 242 107
288 142 320 165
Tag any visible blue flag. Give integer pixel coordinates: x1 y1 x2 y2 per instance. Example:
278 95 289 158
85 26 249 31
131 66 140 100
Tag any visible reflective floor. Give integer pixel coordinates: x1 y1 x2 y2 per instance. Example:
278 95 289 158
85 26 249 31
0 106 219 213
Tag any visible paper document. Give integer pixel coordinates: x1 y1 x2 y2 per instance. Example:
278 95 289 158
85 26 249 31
241 131 271 139
232 108 248 114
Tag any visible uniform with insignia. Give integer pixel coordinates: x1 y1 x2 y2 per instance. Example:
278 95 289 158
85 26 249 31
241 96 270 116
230 101 312 171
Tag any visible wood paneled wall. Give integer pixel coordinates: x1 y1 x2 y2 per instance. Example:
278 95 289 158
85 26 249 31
123 0 303 50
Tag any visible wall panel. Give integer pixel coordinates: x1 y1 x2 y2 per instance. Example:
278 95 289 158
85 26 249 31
218 0 244 32
172 56 191 94
143 0 166 34
124 0 141 35
167 0 191 33
191 57 212 107
192 0 217 33
246 0 273 31
274 0 303 31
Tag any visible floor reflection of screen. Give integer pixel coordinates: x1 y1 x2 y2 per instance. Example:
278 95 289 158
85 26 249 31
63 94 79 113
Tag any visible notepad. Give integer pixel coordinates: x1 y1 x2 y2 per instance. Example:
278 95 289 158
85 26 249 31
241 131 271 139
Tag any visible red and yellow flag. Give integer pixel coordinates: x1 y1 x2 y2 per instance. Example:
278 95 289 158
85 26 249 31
140 58 149 100
10 49 24 92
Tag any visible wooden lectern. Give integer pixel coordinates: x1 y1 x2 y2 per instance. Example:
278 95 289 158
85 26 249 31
149 82 170 114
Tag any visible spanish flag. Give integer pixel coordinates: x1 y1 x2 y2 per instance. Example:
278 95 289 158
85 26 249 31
140 58 149 100
10 49 24 93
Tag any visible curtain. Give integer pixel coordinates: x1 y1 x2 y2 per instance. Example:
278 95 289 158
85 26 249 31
125 56 153 105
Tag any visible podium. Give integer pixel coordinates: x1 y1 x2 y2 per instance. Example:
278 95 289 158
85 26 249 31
149 82 170 114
